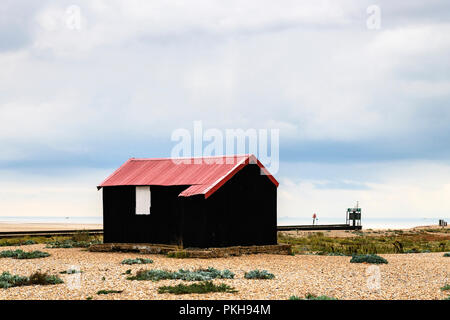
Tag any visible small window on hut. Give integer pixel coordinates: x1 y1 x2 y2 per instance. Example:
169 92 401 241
135 186 151 215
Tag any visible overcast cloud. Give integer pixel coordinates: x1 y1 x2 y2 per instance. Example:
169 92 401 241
1 1 449 222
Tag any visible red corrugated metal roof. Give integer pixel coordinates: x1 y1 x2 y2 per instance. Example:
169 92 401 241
97 154 278 198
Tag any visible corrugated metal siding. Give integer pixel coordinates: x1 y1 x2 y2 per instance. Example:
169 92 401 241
98 154 278 198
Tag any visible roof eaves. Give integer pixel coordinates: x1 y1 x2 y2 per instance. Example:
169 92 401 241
254 158 279 187
97 158 134 190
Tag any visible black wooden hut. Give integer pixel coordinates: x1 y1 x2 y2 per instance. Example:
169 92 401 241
97 154 278 248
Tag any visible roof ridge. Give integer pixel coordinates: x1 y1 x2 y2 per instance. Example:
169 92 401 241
130 154 252 161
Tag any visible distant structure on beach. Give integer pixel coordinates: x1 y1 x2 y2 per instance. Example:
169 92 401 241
278 202 363 231
97 154 278 248
346 201 362 228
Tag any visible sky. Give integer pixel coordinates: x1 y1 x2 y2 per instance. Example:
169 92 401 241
1 1 450 223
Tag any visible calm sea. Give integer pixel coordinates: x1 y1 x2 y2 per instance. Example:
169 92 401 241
0 216 103 224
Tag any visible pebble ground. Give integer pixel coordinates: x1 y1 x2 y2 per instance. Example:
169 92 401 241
0 244 449 300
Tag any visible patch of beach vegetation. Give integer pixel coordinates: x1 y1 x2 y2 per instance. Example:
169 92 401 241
46 231 102 248
158 281 237 295
244 270 275 279
279 230 450 255
97 289 123 295
121 258 153 265
127 267 234 281
46 239 101 248
423 228 450 234
0 249 50 259
350 254 388 264
0 271 63 288
0 231 102 249
59 268 82 274
290 293 337 300
440 284 450 291
0 239 37 247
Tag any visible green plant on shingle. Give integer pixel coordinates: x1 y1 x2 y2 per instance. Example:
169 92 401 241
158 281 237 295
46 239 101 249
127 267 234 281
244 270 275 279
304 293 337 300
16 250 50 259
350 254 388 264
405 248 420 254
440 284 450 291
97 289 123 295
60 268 82 274
128 269 174 281
121 258 153 265
0 249 50 259
28 271 63 285
46 240 76 248
179 267 235 281
444 253 450 257
0 271 63 288
0 250 18 258
289 293 337 300
0 272 29 288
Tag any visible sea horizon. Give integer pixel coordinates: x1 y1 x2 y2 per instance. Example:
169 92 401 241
0 216 103 224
